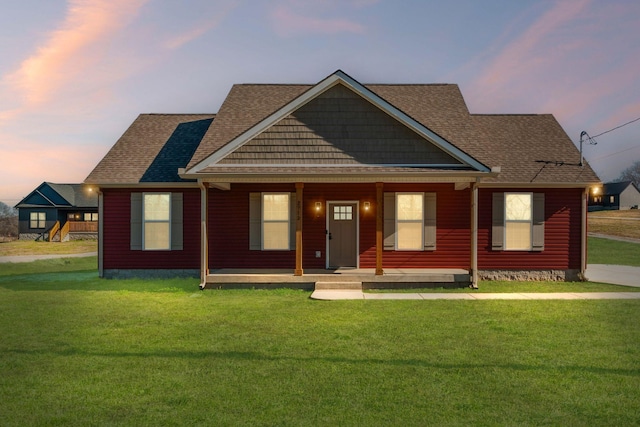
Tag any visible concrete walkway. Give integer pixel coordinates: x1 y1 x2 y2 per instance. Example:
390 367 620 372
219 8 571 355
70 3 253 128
311 263 640 300
585 264 640 287
0 252 97 263
310 290 640 300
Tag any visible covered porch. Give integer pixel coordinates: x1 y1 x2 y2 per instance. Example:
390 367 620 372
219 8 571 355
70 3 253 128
204 267 471 290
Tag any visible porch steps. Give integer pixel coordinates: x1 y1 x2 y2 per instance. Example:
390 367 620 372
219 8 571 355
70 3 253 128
314 281 363 290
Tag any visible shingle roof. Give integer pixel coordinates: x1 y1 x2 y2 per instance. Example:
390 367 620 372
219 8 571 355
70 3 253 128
602 181 638 196
15 182 97 208
86 72 600 186
86 114 214 184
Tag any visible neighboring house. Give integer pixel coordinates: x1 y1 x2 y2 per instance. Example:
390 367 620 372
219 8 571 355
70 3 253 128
85 70 600 287
589 181 640 210
15 182 98 241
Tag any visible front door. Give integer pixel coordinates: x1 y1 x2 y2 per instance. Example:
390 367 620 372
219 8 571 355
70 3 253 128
328 202 358 268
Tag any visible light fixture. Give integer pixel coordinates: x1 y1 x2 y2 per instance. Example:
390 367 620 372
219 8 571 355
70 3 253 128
315 202 322 212
363 201 370 211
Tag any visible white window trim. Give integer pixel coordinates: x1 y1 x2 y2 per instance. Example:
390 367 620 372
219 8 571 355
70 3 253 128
142 192 172 251
395 192 424 251
504 192 533 251
261 192 290 251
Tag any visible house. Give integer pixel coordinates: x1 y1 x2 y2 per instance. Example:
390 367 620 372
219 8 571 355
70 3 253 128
589 181 640 210
15 182 98 241
85 70 600 288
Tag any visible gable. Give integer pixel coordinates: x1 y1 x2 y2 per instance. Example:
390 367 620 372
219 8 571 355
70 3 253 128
219 84 463 166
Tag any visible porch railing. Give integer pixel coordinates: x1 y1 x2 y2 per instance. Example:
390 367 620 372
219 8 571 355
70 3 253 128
68 221 98 233
60 220 70 241
48 221 60 242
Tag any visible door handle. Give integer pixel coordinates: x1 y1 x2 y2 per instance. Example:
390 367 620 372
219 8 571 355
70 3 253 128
328 232 332 240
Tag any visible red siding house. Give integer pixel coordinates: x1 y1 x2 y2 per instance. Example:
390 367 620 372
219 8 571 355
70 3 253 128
85 70 600 288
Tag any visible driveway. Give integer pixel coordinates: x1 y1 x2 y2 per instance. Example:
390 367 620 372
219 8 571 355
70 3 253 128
585 264 640 287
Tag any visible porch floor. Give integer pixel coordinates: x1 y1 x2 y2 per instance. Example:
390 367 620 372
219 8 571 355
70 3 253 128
205 268 471 290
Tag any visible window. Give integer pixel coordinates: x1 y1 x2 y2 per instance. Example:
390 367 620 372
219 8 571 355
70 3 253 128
84 213 98 222
143 193 171 250
396 193 424 250
505 193 532 250
383 192 436 251
492 192 544 252
262 193 290 250
130 192 183 251
249 192 295 251
609 196 615 204
333 205 352 221
30 212 46 229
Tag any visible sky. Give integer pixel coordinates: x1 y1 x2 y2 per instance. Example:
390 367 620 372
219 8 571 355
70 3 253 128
1 0 639 205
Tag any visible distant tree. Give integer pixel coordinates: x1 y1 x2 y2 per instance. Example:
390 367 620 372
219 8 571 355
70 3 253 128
0 201 18 239
617 161 640 188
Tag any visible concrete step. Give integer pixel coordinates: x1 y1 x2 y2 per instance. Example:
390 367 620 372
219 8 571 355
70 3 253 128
314 281 363 290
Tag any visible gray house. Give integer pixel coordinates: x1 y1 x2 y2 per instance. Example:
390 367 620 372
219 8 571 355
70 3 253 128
589 181 640 210
15 182 98 241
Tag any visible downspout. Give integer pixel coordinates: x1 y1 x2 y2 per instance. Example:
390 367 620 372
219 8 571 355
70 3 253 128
199 182 209 290
97 189 104 278
581 187 588 280
470 182 478 289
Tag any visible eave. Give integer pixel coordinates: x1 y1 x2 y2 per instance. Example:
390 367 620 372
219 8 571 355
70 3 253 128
185 70 490 175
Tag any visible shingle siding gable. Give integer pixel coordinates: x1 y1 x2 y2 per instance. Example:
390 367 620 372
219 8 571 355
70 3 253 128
219 85 462 166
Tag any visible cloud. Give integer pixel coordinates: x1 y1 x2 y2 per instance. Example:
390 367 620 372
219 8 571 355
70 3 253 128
465 0 592 111
270 3 366 37
1 0 148 109
164 1 239 49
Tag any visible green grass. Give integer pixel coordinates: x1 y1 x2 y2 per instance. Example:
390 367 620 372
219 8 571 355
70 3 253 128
589 236 640 266
0 239 97 256
1 259 640 425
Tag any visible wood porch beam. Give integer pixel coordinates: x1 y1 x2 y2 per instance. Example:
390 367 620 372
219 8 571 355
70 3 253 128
295 182 304 276
376 182 384 275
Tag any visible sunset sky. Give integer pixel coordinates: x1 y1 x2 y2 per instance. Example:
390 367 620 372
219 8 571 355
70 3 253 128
1 0 639 205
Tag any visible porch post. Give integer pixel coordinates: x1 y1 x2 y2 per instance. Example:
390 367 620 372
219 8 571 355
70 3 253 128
376 182 384 275
199 182 209 289
295 182 304 276
470 183 478 288
581 187 588 278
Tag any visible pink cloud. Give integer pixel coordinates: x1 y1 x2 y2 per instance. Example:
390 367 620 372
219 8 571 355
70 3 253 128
2 0 148 108
466 0 592 111
270 4 366 37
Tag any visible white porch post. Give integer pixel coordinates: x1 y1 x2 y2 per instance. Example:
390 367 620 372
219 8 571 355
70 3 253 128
581 187 588 279
199 182 209 289
471 183 478 288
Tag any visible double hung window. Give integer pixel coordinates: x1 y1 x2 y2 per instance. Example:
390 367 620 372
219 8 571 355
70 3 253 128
262 193 290 250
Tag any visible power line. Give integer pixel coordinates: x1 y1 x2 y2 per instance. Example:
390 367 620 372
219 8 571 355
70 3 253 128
590 116 640 139
590 144 640 161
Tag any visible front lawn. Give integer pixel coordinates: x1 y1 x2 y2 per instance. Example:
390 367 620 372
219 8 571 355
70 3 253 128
1 261 639 425
588 236 640 267
0 239 97 256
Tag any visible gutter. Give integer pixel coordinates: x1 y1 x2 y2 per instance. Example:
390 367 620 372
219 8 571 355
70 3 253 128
199 181 209 290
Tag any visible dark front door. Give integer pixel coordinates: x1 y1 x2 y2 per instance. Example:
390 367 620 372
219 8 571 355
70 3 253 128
328 203 357 268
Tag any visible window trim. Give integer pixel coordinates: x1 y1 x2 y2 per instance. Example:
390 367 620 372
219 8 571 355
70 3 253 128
142 192 171 251
30 211 46 229
261 192 290 251
395 192 424 251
